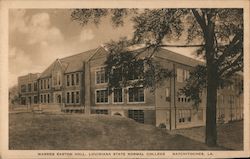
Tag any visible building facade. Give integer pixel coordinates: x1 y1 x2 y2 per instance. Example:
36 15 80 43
17 46 243 130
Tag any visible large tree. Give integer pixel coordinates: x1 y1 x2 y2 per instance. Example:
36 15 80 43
71 8 243 146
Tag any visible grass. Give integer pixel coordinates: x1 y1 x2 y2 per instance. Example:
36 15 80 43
9 113 226 150
169 120 243 150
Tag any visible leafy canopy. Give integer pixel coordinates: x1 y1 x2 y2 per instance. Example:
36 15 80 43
71 8 243 105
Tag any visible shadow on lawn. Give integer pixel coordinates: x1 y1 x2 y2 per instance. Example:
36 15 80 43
9 112 234 150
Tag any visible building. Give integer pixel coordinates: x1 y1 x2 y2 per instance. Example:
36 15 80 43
18 73 40 106
17 46 243 130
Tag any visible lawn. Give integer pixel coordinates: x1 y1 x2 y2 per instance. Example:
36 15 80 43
9 113 225 150
169 120 243 150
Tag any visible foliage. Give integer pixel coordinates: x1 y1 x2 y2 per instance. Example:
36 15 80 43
9 85 20 106
158 123 167 129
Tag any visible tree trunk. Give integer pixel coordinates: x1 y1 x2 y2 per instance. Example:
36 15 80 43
205 64 218 147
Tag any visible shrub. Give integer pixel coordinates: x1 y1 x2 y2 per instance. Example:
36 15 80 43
159 123 166 129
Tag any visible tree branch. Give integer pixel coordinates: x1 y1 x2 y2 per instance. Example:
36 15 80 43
159 44 204 48
192 9 206 31
219 53 243 76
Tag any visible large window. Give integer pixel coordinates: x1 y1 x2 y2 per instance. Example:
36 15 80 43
178 109 191 123
28 84 32 92
44 94 46 103
95 109 108 115
47 94 50 103
40 95 43 103
128 110 144 123
34 82 37 91
34 96 38 104
43 79 47 89
76 73 79 85
21 97 26 105
76 91 80 103
47 79 50 89
113 88 123 103
96 67 108 84
41 80 43 89
66 75 70 86
71 92 75 103
128 87 144 103
67 92 70 104
71 74 75 85
96 89 109 103
21 85 26 92
177 68 190 83
53 72 61 86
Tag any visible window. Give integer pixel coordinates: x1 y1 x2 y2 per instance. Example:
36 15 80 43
40 80 43 89
96 89 109 103
177 68 190 82
96 67 108 84
21 85 26 92
34 96 38 104
113 88 123 103
57 72 61 85
44 94 46 103
71 92 75 103
128 87 144 103
71 74 75 85
26 84 31 92
40 95 43 103
128 110 144 123
44 80 46 89
47 79 50 89
178 109 191 123
53 76 57 86
21 97 26 105
47 94 50 103
76 91 80 103
67 75 70 86
166 87 170 101
95 109 108 115
184 70 190 81
67 92 70 104
76 73 79 85
177 68 184 82
34 82 38 91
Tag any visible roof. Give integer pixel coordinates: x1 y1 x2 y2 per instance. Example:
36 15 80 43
38 45 206 79
154 48 204 67
39 47 99 78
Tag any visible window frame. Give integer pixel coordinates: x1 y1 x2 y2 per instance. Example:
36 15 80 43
127 86 145 104
95 67 108 85
112 88 124 104
95 88 109 104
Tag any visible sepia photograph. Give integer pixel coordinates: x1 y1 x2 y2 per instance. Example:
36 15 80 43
1 0 250 158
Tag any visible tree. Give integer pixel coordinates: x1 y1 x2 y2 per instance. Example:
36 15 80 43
9 85 20 109
71 8 243 146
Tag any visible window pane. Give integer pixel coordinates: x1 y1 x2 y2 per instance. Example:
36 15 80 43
114 88 123 103
71 92 75 103
128 87 144 102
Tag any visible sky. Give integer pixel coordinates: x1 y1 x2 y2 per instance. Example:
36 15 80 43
9 9 198 88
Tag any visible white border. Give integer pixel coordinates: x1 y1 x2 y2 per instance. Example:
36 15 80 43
0 0 249 159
